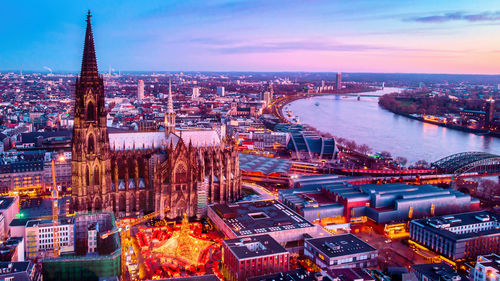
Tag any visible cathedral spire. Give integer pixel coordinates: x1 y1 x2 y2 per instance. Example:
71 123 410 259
81 10 99 81
167 78 174 113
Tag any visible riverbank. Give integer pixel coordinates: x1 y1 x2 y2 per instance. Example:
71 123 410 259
379 106 500 138
279 88 499 162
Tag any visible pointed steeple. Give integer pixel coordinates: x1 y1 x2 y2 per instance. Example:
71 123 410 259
167 78 174 113
81 10 99 81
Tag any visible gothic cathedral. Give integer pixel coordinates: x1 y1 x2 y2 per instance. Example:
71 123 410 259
71 12 241 219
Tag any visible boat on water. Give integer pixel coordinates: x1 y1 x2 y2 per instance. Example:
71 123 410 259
314 102 320 106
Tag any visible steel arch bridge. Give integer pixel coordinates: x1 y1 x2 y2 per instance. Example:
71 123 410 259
431 152 500 177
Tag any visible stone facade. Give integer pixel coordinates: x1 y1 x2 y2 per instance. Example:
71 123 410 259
71 12 241 219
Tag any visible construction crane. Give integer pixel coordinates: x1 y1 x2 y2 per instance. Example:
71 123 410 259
51 159 60 258
101 207 170 239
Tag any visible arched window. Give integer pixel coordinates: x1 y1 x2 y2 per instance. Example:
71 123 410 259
174 164 187 183
88 134 95 154
94 166 100 186
86 166 90 187
87 101 95 121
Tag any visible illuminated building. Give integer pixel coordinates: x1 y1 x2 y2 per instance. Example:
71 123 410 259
304 234 377 269
208 200 318 249
336 73 342 90
287 133 337 161
24 218 74 259
0 151 44 193
71 12 241 218
409 211 500 260
485 98 495 129
222 234 289 281
282 178 479 224
473 254 500 281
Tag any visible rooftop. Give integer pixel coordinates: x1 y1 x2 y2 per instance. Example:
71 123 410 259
412 263 469 281
306 234 377 258
224 234 288 260
210 200 315 237
412 211 500 240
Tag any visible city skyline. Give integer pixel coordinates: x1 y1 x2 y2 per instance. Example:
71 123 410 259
2 0 500 74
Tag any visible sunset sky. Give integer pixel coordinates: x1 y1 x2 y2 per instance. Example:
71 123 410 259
2 0 500 74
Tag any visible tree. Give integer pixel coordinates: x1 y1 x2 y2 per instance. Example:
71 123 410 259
415 160 428 168
357 144 372 155
395 156 408 167
344 140 358 151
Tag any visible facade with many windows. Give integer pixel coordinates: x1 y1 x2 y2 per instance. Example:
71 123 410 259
222 234 289 281
304 234 378 269
409 211 500 260
24 218 74 259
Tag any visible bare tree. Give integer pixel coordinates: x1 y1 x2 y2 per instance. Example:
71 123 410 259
357 144 372 155
395 156 408 166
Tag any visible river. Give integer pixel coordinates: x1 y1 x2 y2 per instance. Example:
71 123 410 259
284 87 500 163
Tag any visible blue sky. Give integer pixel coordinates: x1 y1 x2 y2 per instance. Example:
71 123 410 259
1 0 500 73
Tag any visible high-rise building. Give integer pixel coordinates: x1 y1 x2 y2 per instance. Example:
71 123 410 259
217 86 225 97
137 79 144 101
192 87 200 99
485 98 495 129
336 72 342 90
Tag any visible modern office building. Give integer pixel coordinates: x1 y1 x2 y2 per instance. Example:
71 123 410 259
281 179 479 224
217 86 225 96
304 234 378 269
24 217 75 259
409 211 500 260
208 200 318 247
222 234 289 281
336 73 342 90
472 254 500 281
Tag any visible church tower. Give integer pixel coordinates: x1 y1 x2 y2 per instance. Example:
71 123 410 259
72 11 112 213
164 79 176 135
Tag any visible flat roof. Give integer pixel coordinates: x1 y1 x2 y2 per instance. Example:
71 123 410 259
210 200 315 237
306 234 377 258
0 197 15 211
224 234 288 260
411 263 469 281
412 211 500 241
